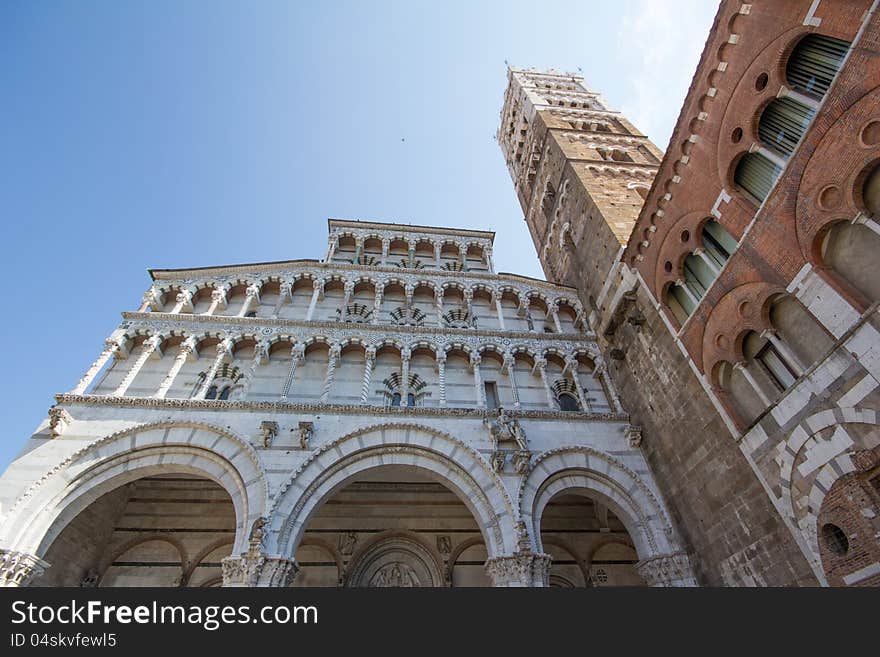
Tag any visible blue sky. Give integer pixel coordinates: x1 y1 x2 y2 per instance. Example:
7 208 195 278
0 0 717 471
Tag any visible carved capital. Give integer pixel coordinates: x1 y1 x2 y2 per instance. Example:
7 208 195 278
635 552 696 587
625 425 643 448
0 549 49 587
221 549 300 588
484 552 551 587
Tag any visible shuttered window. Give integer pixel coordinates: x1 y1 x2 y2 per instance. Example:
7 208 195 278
734 152 782 203
667 283 695 325
758 97 816 159
786 34 850 100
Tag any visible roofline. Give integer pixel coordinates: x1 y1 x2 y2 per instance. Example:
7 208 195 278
149 258 320 280
327 218 495 242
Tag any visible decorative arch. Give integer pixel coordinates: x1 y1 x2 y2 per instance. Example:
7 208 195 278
0 421 267 560
268 423 518 559
519 447 682 562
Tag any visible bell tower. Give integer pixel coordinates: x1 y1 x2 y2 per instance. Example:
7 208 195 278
497 68 662 319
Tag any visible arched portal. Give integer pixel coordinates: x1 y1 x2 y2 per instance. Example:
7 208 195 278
35 474 236 587
0 422 267 587
269 424 518 575
540 492 644 587
291 465 489 587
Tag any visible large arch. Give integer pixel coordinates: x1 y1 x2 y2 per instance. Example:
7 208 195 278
519 447 684 564
0 421 268 565
268 423 518 559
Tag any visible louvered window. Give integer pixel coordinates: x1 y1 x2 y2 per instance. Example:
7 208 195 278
786 34 850 100
758 97 816 159
734 152 782 203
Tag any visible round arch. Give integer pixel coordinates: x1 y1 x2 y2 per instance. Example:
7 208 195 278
0 421 267 560
519 447 682 561
268 423 518 559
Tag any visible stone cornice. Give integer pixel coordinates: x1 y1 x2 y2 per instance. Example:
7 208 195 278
327 218 495 242
119 311 599 343
54 394 630 423
150 258 578 295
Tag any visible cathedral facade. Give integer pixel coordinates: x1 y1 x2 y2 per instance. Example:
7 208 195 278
0 219 693 587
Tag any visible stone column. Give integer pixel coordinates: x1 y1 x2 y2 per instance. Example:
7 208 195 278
236 339 269 400
485 247 494 272
567 356 590 412
471 353 485 408
437 352 447 406
271 281 292 319
360 347 376 404
484 553 552 587
464 289 475 328
761 329 805 377
595 362 623 413
206 284 229 316
372 284 384 324
693 247 721 276
354 237 364 263
321 344 340 403
154 337 197 399
458 242 468 271
71 338 120 394
171 288 194 314
435 289 445 327
195 338 232 399
340 280 354 321
535 358 557 410
280 342 305 401
407 242 416 269
493 291 506 330
139 288 162 312
380 237 390 266
734 361 773 406
503 352 520 408
434 242 442 268
325 234 338 263
400 347 411 406
306 279 323 321
0 549 50 587
238 282 262 318
676 278 701 308
635 552 697 587
114 335 162 397
550 303 563 333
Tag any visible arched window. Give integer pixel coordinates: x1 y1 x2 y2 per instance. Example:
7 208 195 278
391 392 402 407
734 152 782 203
786 34 850 100
205 385 218 400
218 386 232 400
557 393 581 412
758 97 816 159
407 393 415 407
701 220 737 268
683 253 713 299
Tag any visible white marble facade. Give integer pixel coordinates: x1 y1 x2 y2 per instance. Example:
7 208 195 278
0 220 694 587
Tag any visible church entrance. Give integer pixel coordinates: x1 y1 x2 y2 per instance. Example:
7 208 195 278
292 465 490 587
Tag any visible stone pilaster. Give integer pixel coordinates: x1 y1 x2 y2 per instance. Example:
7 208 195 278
0 549 49 587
